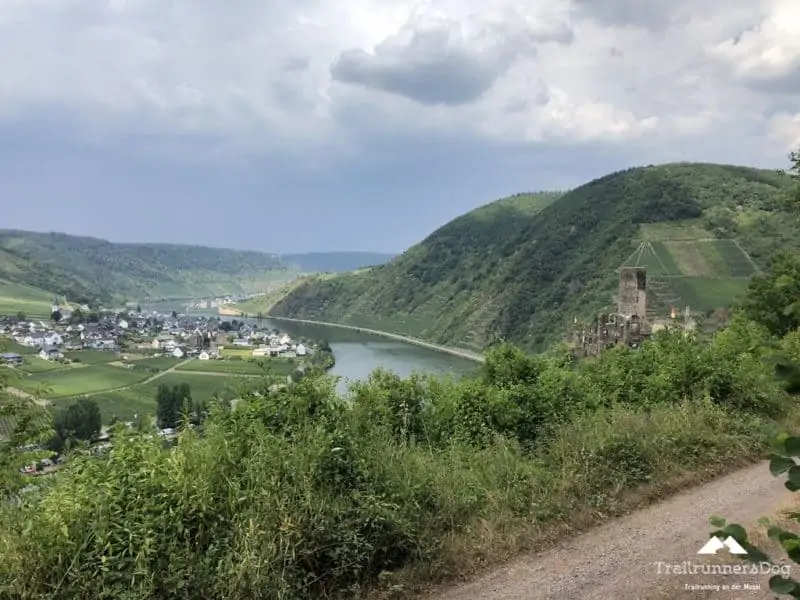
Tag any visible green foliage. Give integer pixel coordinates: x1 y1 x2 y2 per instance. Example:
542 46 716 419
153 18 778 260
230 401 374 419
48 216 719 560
49 398 102 453
741 252 800 337
1 226 800 598
155 383 196 429
270 164 799 351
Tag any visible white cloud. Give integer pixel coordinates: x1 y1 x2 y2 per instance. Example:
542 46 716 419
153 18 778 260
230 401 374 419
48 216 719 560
0 0 797 163
707 0 800 91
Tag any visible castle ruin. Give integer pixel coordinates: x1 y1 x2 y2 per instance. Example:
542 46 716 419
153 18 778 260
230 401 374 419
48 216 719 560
570 267 653 358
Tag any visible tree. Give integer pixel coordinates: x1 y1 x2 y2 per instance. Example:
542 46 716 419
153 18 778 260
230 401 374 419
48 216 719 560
48 398 102 453
136 304 142 314
155 383 193 429
155 383 179 429
50 309 62 323
69 308 84 324
171 310 178 319
740 252 800 337
15 311 26 323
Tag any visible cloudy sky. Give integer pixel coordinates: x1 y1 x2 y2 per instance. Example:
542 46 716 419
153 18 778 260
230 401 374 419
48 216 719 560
1 0 798 253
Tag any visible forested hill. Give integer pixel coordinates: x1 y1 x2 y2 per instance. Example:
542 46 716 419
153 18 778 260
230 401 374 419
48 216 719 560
0 230 293 307
269 163 800 351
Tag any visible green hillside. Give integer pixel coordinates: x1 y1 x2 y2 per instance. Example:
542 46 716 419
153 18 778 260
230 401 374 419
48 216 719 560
0 230 294 308
270 164 799 350
0 279 56 317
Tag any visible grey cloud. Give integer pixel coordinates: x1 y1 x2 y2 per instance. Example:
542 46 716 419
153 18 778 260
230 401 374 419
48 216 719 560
330 17 573 106
572 0 678 30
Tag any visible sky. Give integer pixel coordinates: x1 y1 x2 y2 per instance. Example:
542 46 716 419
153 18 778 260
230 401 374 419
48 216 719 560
1 0 799 254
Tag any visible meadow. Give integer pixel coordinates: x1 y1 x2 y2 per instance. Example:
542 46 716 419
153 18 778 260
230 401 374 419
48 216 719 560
0 280 55 317
63 350 120 365
56 372 241 423
176 357 297 376
15 365 150 398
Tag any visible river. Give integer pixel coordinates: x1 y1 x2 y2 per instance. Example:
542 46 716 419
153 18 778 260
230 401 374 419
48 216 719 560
140 303 479 394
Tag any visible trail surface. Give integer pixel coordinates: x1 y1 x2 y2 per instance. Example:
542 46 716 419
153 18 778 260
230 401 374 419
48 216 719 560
426 462 791 600
258 315 484 362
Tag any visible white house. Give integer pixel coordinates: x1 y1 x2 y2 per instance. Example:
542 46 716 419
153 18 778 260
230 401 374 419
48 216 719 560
198 351 210 360
172 347 185 359
151 338 161 349
279 334 291 345
44 332 63 346
295 343 307 356
118 319 129 330
39 347 63 361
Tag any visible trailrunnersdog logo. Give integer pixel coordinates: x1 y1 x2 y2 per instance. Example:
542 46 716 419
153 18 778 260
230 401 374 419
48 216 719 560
697 536 748 555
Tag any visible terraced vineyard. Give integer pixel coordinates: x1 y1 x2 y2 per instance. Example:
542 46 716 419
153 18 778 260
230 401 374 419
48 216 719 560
623 227 759 312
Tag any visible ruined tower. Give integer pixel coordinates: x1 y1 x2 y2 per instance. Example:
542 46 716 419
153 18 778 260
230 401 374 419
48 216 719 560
617 267 647 319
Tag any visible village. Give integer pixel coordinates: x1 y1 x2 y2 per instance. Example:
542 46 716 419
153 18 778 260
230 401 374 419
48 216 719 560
0 299 309 366
0 302 334 478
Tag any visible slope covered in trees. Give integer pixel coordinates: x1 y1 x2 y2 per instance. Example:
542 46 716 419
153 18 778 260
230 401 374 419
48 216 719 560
0 230 295 306
270 164 799 350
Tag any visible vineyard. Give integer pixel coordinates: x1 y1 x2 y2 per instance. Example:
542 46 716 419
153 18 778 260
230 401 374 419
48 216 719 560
623 238 758 313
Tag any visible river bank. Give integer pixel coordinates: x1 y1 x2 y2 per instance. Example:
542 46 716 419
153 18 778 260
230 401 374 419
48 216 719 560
258 315 484 363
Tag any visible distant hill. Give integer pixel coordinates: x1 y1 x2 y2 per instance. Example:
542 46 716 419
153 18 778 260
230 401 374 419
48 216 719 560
0 230 294 308
269 164 800 351
282 252 397 273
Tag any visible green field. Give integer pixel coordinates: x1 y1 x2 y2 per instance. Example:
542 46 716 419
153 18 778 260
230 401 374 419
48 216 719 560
17 358 73 374
16 365 150 398
636 220 713 241
0 340 39 355
177 358 297 376
63 350 120 365
0 280 55 317
54 372 241 423
125 357 183 370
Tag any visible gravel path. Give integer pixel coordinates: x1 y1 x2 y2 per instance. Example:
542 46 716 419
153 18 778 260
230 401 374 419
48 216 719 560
426 461 791 600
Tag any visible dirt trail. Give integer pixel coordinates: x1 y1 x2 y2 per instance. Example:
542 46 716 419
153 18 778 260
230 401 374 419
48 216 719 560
426 462 792 600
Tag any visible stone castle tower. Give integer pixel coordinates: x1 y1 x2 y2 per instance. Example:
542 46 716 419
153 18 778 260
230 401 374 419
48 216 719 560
617 267 647 318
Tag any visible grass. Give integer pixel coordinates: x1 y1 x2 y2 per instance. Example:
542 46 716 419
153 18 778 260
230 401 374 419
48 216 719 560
0 280 55 316
711 240 758 277
17 358 73 374
125 357 183 370
177 358 298 376
15 365 150 398
63 350 120 365
2 341 39 356
637 220 713 241
660 277 750 312
54 372 241 423
219 347 253 358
